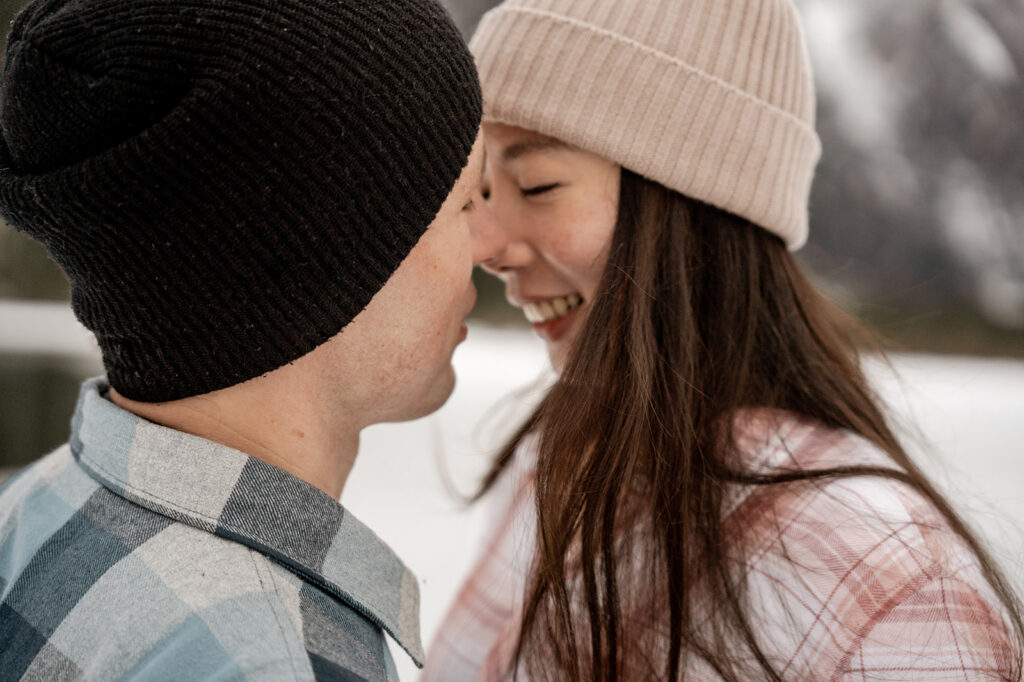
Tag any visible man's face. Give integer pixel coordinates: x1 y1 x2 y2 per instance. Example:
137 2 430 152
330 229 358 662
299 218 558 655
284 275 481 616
312 136 488 425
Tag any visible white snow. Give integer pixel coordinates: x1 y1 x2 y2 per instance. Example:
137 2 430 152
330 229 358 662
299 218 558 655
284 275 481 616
0 300 102 363
940 163 1024 329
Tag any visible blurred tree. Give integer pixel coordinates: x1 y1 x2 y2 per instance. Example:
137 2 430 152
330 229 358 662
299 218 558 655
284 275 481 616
442 0 496 35
0 356 86 468
799 0 1023 333
0 231 68 300
0 0 26 34
0 0 62 301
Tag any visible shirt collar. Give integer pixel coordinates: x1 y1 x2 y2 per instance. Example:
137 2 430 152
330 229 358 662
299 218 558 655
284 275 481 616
69 377 425 667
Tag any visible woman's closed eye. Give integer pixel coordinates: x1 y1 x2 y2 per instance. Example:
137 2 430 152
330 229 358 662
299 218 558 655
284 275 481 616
521 183 561 197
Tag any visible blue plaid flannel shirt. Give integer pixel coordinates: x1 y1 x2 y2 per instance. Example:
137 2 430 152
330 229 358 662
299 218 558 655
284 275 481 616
0 377 424 680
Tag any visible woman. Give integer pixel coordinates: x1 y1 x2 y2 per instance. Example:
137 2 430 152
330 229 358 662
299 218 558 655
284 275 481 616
426 0 1024 679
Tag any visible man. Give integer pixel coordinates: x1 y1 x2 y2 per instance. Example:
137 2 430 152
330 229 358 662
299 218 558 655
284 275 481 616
0 0 490 678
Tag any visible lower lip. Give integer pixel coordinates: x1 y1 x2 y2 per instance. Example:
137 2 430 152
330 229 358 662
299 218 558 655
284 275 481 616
457 323 468 343
531 305 581 342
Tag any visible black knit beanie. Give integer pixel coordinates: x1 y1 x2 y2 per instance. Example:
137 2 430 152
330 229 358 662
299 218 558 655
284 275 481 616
0 0 482 401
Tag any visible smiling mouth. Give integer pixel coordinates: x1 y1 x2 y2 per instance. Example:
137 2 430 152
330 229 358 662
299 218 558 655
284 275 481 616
522 293 583 324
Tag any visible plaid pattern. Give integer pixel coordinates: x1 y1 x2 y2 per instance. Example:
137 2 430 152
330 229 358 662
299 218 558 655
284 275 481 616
0 377 424 681
424 412 1020 680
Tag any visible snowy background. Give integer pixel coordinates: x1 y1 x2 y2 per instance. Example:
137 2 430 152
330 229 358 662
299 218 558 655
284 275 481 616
0 0 1021 676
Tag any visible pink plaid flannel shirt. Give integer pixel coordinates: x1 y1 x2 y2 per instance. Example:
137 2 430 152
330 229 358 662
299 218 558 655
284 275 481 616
424 412 1020 680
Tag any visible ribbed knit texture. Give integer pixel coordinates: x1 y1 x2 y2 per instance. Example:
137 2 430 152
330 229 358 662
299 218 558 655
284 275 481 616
470 0 821 248
0 0 482 401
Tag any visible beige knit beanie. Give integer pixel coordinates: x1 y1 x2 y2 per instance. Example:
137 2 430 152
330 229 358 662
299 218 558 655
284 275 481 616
470 0 822 249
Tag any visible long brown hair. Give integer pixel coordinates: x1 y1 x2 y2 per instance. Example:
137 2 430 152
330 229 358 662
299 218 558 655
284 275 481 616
478 169 1024 680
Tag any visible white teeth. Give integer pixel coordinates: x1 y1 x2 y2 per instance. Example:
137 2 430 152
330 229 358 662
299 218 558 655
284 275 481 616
522 294 584 324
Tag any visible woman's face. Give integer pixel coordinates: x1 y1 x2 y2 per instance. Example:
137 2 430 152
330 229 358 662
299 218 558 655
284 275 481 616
473 123 620 372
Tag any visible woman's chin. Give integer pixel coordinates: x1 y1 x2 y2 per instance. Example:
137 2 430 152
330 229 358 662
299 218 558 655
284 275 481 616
545 338 572 374
532 305 584 374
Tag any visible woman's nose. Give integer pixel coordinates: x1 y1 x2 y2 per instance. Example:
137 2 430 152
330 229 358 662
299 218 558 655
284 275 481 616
469 193 536 275
469 190 508 266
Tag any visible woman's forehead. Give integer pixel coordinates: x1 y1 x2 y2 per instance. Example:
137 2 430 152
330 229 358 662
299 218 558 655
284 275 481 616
483 123 574 163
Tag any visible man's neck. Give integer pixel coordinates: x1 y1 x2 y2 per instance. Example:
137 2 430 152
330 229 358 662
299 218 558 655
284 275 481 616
108 384 360 500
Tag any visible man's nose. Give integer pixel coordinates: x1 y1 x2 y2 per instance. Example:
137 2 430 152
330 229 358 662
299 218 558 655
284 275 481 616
469 190 508 266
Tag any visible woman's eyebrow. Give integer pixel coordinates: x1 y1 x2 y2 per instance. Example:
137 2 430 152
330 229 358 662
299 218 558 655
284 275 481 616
502 137 571 162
